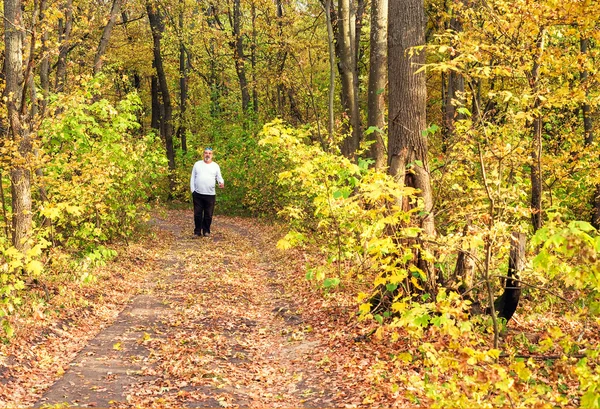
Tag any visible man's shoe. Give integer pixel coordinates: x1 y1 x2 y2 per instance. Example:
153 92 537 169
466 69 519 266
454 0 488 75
203 232 211 237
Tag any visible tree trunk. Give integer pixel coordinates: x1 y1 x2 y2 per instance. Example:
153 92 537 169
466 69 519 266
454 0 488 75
205 5 223 118
250 2 258 113
581 38 593 147
338 0 361 158
593 186 600 230
39 0 50 116
232 0 250 113
388 0 436 292
147 1 175 177
580 37 600 229
151 75 161 131
4 0 33 250
177 0 188 153
324 0 336 142
470 78 482 123
55 0 73 92
454 221 474 291
530 114 543 232
529 30 546 233
442 4 465 150
366 0 387 169
93 0 123 75
275 0 286 115
493 232 525 322
354 0 366 65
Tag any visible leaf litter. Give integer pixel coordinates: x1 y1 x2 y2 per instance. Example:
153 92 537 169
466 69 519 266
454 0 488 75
2 209 408 407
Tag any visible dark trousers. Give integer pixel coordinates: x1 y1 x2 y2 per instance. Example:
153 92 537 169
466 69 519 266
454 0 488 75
192 192 216 235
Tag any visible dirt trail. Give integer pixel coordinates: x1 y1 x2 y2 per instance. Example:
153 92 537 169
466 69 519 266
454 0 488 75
35 210 341 408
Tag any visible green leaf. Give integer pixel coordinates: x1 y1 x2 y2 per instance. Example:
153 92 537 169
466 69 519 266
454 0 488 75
386 283 398 293
364 126 382 136
414 313 431 327
457 107 472 116
431 314 448 327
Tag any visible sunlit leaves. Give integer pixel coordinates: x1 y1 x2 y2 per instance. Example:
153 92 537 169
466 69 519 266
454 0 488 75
39 78 167 251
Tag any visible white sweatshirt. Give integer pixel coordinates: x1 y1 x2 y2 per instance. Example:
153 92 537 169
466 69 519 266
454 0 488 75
190 161 224 195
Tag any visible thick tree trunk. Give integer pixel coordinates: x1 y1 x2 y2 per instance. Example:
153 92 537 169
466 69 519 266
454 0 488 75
93 0 123 75
338 0 361 158
366 0 387 169
4 0 33 250
147 1 175 176
388 0 436 292
232 0 250 113
55 0 73 92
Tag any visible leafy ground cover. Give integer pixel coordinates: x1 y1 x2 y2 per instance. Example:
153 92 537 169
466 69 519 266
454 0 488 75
1 209 596 407
0 210 397 407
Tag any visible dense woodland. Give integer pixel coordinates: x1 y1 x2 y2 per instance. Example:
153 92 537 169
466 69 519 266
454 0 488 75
1 0 600 406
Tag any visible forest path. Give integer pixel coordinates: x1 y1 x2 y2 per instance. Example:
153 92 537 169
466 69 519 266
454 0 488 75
35 209 345 408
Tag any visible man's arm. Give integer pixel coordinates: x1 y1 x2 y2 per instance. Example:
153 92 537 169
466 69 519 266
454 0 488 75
190 164 196 193
216 164 224 188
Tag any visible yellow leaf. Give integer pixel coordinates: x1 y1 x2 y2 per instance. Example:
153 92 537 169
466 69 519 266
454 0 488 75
276 238 292 250
356 292 369 303
410 276 424 291
26 260 44 276
511 361 532 381
548 326 564 339
496 377 514 392
391 302 406 313
40 205 61 220
113 342 122 351
397 352 412 363
358 303 371 314
538 338 553 353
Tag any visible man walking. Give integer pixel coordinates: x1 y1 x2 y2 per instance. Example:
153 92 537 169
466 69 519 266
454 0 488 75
190 147 224 237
